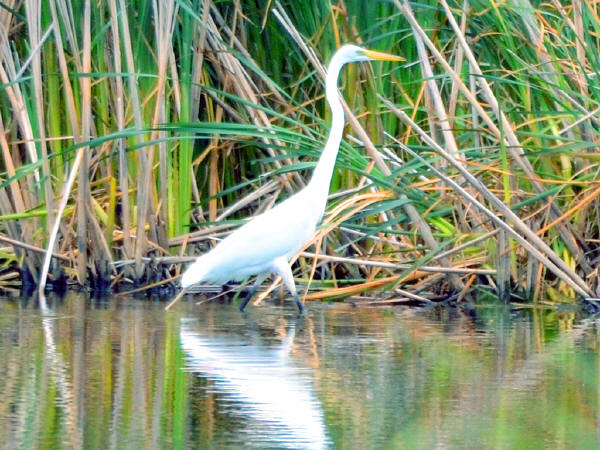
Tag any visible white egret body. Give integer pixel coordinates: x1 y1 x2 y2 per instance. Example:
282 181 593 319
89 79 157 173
181 45 403 312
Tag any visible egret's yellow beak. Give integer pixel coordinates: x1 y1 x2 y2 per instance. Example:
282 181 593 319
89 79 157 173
363 49 405 62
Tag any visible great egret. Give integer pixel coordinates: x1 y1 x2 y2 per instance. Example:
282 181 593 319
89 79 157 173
181 44 404 312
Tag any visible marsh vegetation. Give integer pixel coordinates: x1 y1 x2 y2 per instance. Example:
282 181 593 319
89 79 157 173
0 1 599 306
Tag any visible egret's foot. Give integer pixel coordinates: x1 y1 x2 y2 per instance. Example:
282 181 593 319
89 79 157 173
239 295 252 312
293 294 305 314
239 285 259 312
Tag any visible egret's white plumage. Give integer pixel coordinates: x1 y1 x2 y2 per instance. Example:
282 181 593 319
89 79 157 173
181 45 403 312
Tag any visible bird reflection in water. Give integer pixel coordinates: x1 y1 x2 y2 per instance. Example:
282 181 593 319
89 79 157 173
180 318 330 449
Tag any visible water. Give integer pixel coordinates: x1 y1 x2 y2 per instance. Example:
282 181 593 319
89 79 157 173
0 293 599 448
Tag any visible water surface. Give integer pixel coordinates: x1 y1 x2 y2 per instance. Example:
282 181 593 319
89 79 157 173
0 293 598 448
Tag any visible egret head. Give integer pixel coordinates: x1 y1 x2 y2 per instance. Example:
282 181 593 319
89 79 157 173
334 44 405 65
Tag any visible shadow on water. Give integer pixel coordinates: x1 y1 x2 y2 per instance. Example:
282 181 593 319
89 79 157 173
1 293 600 448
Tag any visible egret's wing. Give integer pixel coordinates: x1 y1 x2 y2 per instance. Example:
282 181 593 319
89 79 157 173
217 195 314 260
201 192 317 281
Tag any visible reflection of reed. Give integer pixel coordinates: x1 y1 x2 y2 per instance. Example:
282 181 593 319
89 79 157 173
381 308 600 447
110 303 168 448
39 292 81 448
0 293 186 448
109 308 132 449
0 295 597 448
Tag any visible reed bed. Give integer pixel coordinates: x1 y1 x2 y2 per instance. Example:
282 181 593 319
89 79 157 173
0 0 599 305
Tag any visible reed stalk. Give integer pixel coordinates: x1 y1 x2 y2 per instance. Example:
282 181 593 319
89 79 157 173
0 1 598 305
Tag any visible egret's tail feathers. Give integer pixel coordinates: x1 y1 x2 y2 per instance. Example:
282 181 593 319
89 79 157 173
181 260 209 289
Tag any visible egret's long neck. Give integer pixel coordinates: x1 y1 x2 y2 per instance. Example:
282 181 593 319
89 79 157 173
307 58 346 214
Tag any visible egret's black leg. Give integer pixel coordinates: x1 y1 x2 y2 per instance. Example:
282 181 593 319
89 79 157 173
239 283 260 312
292 292 304 314
239 274 267 312
273 257 305 313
